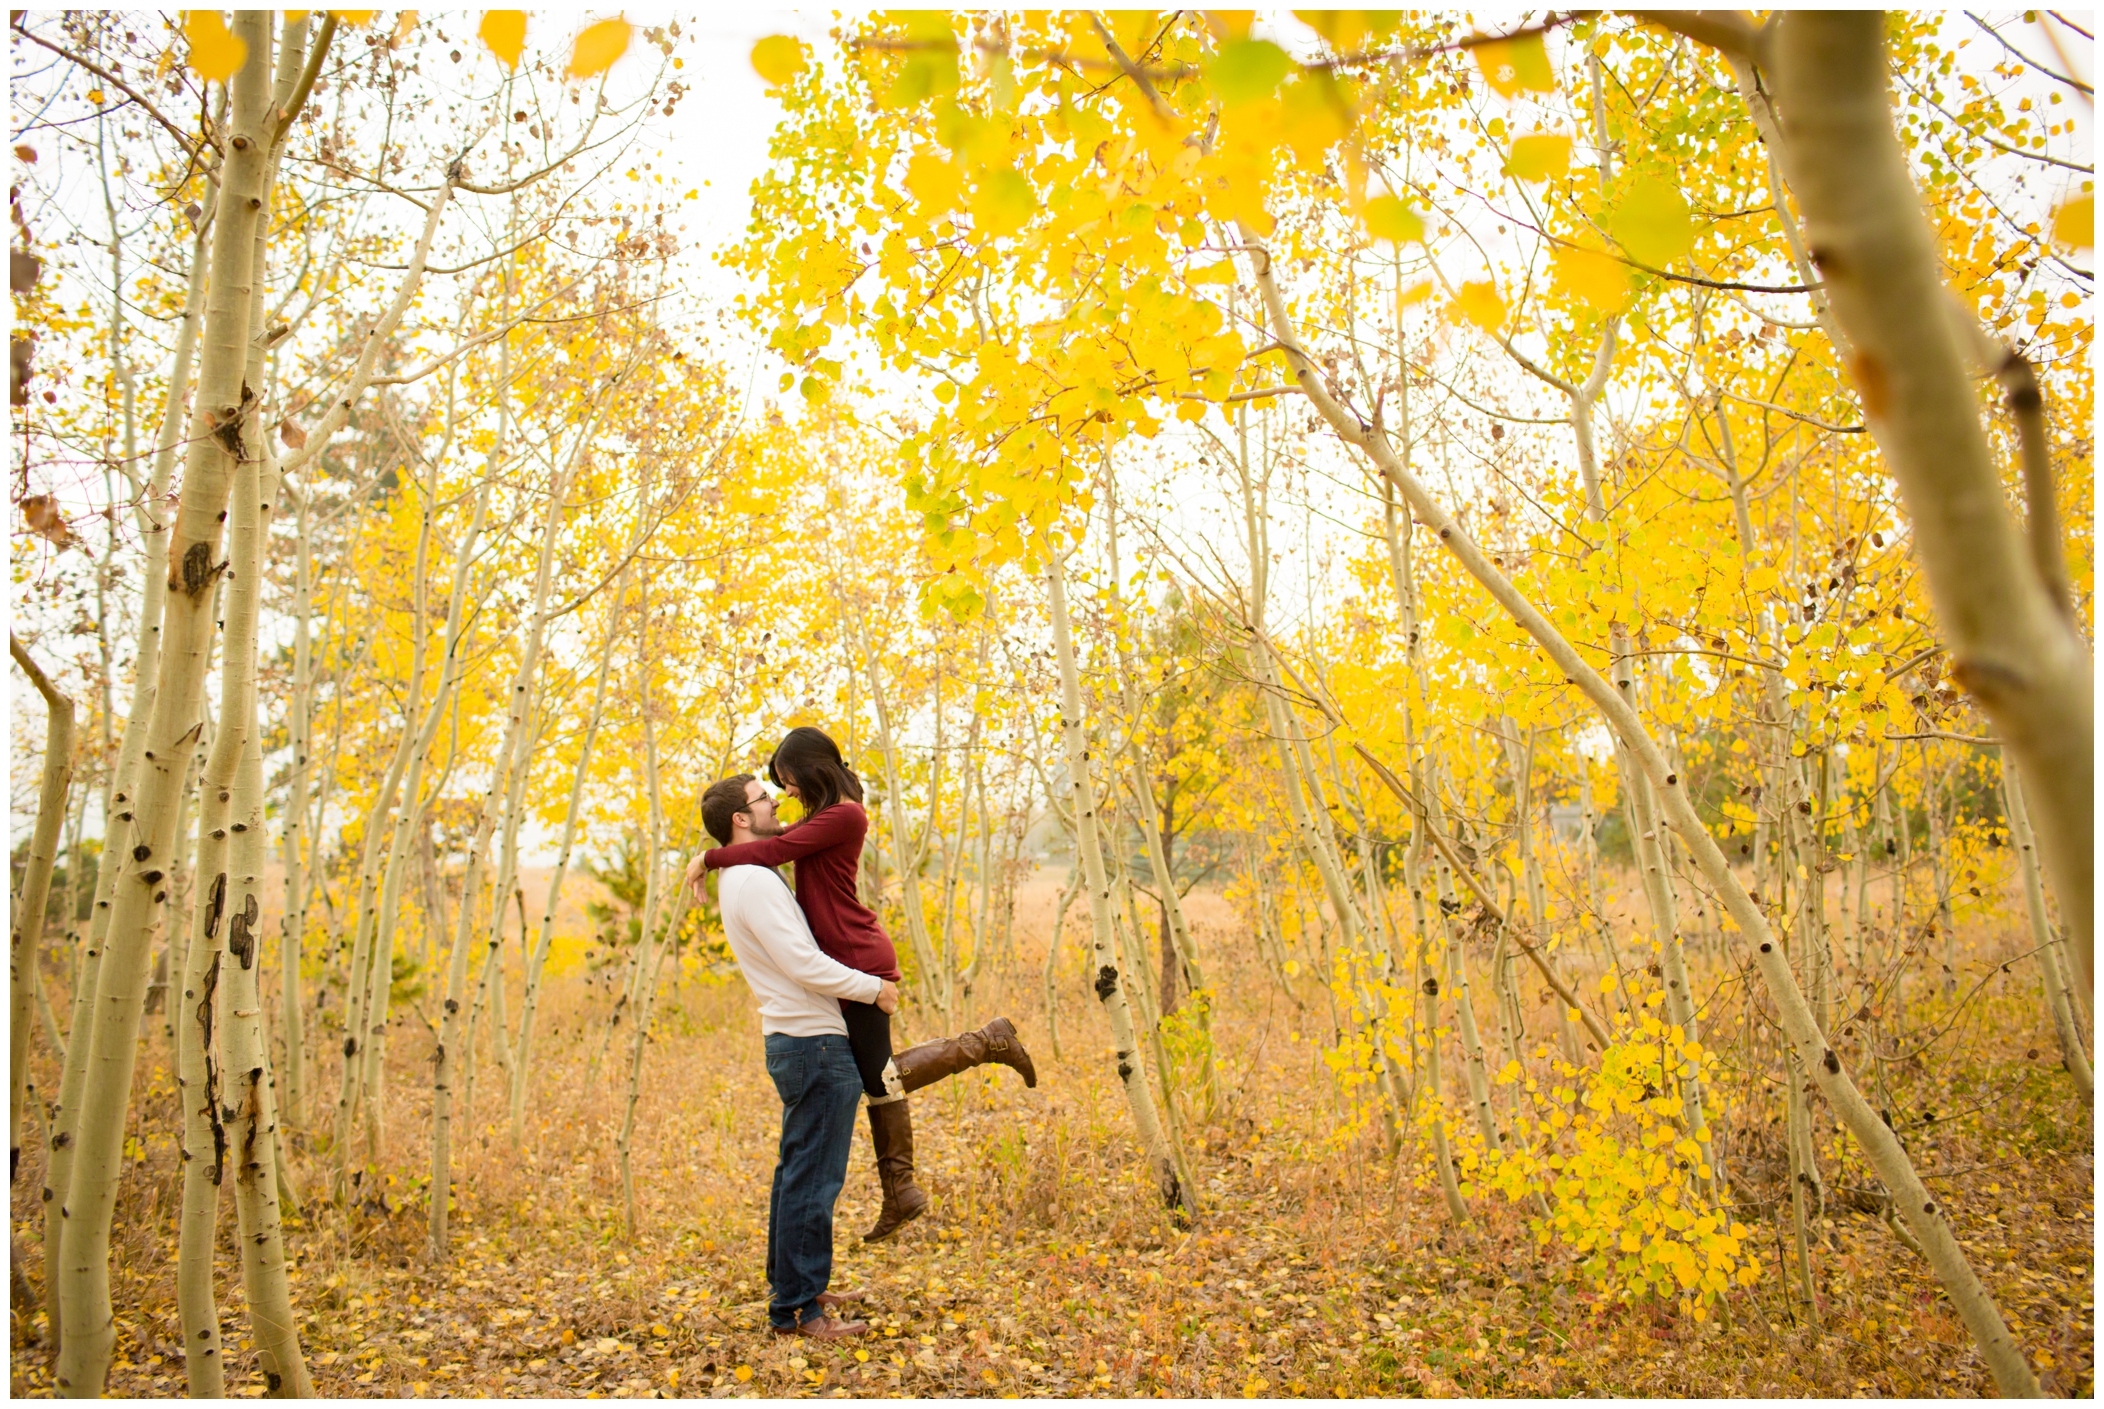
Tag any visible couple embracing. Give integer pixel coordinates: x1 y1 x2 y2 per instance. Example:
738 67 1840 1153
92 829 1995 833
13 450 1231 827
683 727 1037 1340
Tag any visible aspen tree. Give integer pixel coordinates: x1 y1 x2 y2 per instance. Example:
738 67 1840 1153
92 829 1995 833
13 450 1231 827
510 567 629 1147
615 560 671 1239
278 470 313 1127
332 447 437 1199
52 21 280 1388
1102 467 1218 1108
1742 11 2092 1001
429 327 618 1257
835 571 945 1011
1241 217 2043 1396
354 371 503 1169
1045 541 1183 1210
42 172 213 1348
10 638 72 1189
2001 753 2090 1101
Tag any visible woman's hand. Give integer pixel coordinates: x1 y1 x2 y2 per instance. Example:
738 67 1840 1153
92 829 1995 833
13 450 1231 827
875 980 900 1015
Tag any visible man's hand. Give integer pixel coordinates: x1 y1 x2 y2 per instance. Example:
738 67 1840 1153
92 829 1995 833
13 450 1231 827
875 980 899 1016
682 852 709 904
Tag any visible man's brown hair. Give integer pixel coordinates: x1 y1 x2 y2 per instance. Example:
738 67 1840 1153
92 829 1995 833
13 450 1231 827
702 773 757 847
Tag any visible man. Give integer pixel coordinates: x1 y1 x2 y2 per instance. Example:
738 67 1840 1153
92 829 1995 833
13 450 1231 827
702 772 896 1341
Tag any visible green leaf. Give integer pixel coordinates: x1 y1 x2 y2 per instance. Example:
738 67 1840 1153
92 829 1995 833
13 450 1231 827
1209 39 1294 107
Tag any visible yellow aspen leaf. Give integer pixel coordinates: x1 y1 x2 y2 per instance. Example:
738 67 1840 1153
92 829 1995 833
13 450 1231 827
1186 260 1237 285
478 11 527 70
1472 32 1555 97
970 167 1036 237
890 48 960 107
1397 278 1432 306
1209 38 1293 106
389 11 418 48
1506 132 1572 182
1552 244 1630 312
1608 175 1694 267
905 152 962 214
734 1365 753 1382
87 88 104 104
2051 193 2093 249
1279 75 1353 166
185 11 248 82
327 9 378 25
1454 279 1505 332
567 17 632 80
751 34 808 88
1599 972 1618 994
1359 194 1424 244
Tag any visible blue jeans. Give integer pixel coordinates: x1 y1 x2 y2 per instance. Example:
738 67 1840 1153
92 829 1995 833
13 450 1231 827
762 1032 863 1329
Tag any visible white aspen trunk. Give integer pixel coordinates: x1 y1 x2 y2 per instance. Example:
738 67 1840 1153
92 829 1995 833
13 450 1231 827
1243 222 2041 1396
174 544 254 1397
1042 856 1081 1061
616 568 668 1239
1046 545 1183 1210
331 478 435 1200
1755 14 2093 1011
433 330 597 1259
277 474 313 1127
223 443 313 1396
1373 436 1468 1208
2001 751 2090 1100
355 468 496 1171
1610 650 1713 1159
510 569 627 1148
841 584 943 1008
43 181 211 1350
9 641 73 1188
278 175 463 1200
1101 472 1218 1102
1421 774 1501 1155
54 24 276 1388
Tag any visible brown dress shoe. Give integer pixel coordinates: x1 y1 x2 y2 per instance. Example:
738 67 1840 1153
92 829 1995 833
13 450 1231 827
817 1288 869 1309
773 1313 868 1340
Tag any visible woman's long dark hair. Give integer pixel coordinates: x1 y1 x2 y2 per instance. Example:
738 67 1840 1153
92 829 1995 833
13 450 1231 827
768 726 864 818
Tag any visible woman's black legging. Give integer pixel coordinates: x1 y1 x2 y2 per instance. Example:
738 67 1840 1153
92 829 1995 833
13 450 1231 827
839 998 894 1100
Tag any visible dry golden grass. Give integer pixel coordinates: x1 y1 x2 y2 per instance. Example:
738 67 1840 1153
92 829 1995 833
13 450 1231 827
9 870 2093 1397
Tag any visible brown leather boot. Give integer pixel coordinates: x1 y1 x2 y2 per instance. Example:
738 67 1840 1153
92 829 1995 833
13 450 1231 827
893 1016 1038 1093
861 1099 929 1243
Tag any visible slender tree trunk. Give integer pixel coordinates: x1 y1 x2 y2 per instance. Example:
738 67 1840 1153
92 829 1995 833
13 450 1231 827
1046 545 1182 1211
277 476 314 1128
2001 752 2090 1100
841 581 943 1011
10 640 73 1189
54 25 277 1388
42 158 212 1354
510 571 626 1148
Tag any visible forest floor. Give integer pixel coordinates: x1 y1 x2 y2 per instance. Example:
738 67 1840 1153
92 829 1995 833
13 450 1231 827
10 873 2094 1398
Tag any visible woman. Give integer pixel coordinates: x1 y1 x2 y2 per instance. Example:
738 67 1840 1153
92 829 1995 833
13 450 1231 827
691 726 1036 1241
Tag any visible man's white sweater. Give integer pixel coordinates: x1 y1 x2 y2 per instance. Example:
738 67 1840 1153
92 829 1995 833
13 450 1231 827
718 864 882 1036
